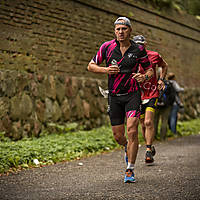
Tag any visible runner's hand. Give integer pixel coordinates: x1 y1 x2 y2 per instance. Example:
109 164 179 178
157 79 165 90
107 65 120 75
132 73 145 83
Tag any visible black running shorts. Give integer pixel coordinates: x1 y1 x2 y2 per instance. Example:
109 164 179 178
108 91 141 126
140 98 158 119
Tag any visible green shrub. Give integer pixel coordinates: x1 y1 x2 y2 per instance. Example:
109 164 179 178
0 119 199 174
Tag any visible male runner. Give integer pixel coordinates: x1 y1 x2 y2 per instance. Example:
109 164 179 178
133 35 168 163
88 17 153 183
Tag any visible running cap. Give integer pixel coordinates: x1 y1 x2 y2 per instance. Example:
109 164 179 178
133 35 146 44
114 17 131 27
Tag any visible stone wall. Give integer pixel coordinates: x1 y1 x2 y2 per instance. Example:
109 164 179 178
0 70 109 139
0 0 199 139
180 89 200 120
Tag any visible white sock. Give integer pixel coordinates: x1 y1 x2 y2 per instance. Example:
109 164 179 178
127 162 134 170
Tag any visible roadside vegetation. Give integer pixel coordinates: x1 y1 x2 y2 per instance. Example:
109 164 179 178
0 119 200 175
144 0 200 16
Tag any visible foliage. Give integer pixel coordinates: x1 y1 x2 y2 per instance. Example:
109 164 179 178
176 119 200 136
0 119 200 174
150 0 173 9
143 0 200 16
191 1 200 15
143 0 173 11
0 127 119 174
174 0 200 15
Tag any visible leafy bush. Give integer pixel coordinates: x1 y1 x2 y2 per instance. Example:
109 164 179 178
0 119 200 174
0 126 120 174
173 0 200 15
143 0 200 16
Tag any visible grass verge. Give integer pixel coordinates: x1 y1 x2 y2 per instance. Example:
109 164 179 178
0 118 200 175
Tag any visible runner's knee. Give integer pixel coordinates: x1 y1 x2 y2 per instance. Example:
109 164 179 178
127 125 138 142
144 118 153 128
113 131 125 145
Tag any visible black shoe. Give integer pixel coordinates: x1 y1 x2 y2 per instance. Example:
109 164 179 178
151 146 156 156
145 150 154 164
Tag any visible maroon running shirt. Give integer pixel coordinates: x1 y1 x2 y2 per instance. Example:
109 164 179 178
139 50 165 100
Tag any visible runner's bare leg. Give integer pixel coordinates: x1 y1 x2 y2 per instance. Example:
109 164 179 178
126 117 139 164
112 125 127 146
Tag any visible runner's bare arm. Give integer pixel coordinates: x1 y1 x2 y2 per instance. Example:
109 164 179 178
132 68 153 83
87 60 120 75
158 60 168 90
144 68 154 80
159 59 168 80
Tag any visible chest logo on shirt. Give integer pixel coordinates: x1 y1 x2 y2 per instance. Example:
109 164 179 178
128 53 137 59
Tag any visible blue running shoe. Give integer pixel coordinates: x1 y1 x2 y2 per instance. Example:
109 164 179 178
124 169 136 183
124 144 128 165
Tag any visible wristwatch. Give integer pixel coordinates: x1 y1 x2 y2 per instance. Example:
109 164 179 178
145 74 149 80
